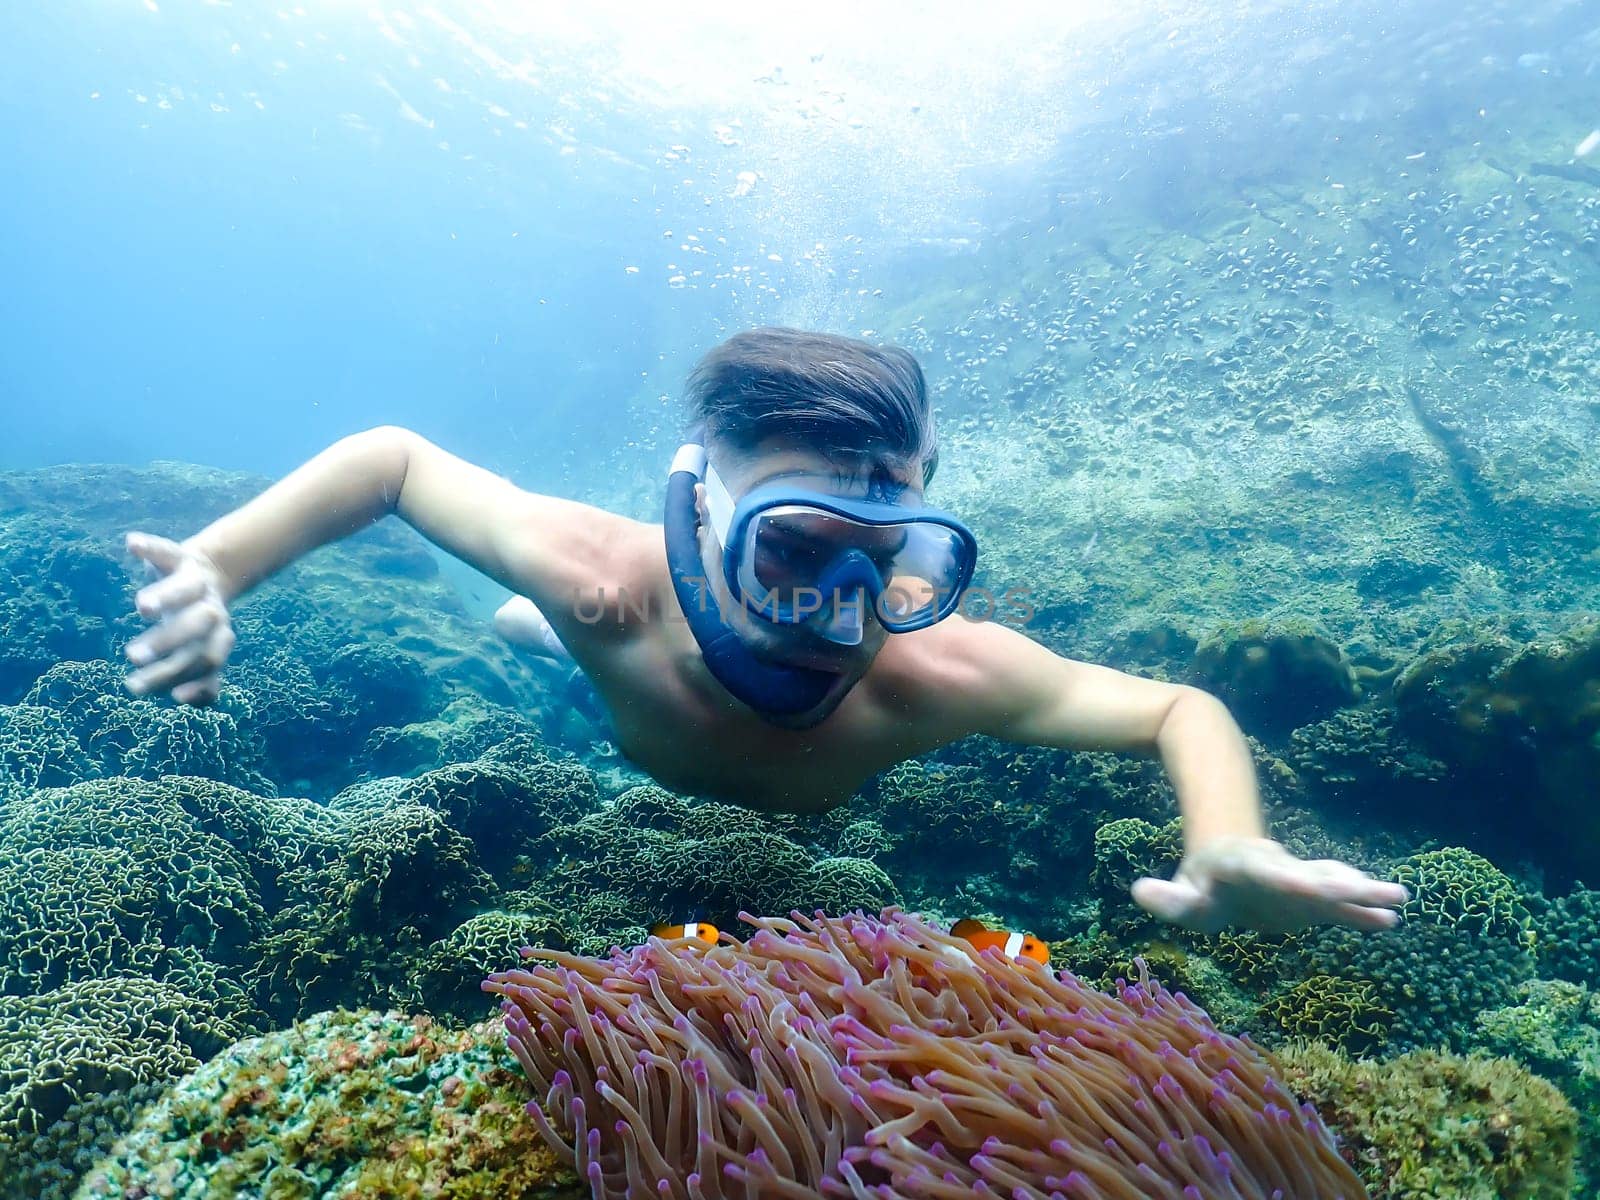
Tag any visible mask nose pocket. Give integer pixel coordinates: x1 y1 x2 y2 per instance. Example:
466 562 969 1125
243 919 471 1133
814 595 865 645
811 550 883 644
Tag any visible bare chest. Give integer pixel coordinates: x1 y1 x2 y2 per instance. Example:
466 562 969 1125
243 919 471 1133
612 702 870 812
590 655 896 814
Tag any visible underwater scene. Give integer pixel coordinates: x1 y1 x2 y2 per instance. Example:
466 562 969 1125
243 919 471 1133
4 0 1600 1196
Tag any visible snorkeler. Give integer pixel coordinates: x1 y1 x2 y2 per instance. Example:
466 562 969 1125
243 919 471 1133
119 327 1407 936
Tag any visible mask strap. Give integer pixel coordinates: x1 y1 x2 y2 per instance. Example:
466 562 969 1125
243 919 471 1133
702 462 737 540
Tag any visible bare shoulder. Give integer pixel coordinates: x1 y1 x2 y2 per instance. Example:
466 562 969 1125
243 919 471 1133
513 514 668 640
863 616 1035 730
865 616 1174 751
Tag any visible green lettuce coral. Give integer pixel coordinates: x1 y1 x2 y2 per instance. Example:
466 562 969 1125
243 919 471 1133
1394 846 1531 940
0 975 243 1197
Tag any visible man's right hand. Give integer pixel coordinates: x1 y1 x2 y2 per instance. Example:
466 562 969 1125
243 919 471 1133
123 532 236 705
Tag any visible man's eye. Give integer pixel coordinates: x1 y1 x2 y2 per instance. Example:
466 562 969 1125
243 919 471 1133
773 533 831 560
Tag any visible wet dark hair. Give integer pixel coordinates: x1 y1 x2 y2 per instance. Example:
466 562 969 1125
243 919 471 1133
686 327 939 486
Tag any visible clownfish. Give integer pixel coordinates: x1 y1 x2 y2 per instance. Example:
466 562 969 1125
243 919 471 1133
950 918 1050 965
650 918 719 945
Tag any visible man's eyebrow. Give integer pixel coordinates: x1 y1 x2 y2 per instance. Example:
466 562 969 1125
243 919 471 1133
751 464 921 497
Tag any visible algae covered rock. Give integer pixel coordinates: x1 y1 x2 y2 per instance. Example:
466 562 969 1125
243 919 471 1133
1393 621 1600 872
1275 1040 1578 1200
76 1009 584 1199
1192 619 1359 737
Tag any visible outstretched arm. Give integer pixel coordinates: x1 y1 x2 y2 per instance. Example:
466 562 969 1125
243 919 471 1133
179 425 611 611
124 426 624 701
946 618 1407 934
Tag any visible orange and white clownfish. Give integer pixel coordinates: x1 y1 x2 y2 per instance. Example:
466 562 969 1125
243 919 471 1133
650 918 719 945
950 918 1050 966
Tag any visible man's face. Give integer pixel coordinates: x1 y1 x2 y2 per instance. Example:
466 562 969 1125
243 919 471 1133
697 437 923 677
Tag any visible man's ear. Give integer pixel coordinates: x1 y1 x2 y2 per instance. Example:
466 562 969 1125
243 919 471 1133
693 483 716 561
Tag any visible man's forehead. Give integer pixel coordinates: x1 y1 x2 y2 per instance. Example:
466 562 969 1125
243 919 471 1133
734 440 921 494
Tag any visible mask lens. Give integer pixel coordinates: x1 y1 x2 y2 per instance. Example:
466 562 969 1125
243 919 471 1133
751 506 905 576
743 507 967 627
879 524 966 625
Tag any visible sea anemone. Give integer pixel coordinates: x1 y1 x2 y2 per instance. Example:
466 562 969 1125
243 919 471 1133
484 908 1366 1199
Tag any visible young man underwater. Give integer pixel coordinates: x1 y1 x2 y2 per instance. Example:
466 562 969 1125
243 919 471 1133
122 327 1406 937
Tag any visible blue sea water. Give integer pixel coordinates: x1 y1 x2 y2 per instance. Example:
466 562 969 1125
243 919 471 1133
4 0 1600 1196
5 0 1565 484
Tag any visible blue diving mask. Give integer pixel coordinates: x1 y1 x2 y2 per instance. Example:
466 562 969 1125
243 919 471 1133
663 444 978 725
701 454 978 642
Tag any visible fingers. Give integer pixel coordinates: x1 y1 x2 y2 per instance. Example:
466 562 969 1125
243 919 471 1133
1247 859 1408 910
122 534 234 704
1329 902 1402 932
127 642 210 696
1131 876 1204 925
126 622 234 697
172 672 222 706
1153 843 1412 935
134 568 212 622
1303 861 1409 908
126 531 187 574
126 599 224 666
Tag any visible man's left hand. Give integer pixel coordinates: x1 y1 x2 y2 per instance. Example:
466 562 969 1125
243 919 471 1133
1130 836 1409 935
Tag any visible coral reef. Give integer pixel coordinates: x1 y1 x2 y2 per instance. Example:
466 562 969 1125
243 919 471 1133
1286 707 1445 806
1475 978 1600 1191
23 659 273 794
402 908 571 1021
383 739 598 874
257 803 495 1018
1244 851 1538 1055
0 975 243 1196
1275 1040 1577 1200
0 778 267 1010
0 514 131 705
77 1009 585 1198
0 704 96 793
1393 846 1531 940
1536 885 1600 990
1090 815 1183 937
1261 975 1393 1055
9 36 1600 1188
1191 620 1361 737
532 784 900 955
360 695 546 781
